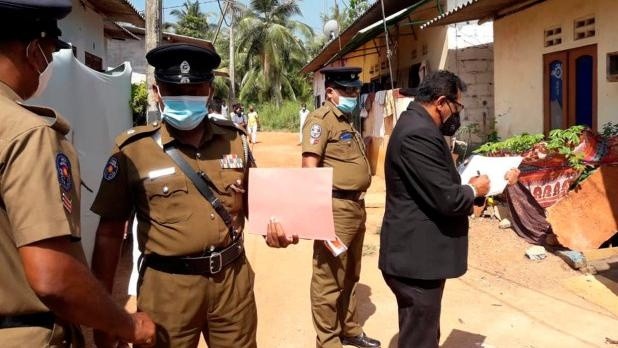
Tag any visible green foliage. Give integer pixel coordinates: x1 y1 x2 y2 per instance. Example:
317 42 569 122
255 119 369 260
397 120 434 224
257 100 311 131
601 122 618 137
546 125 586 170
130 82 148 126
474 133 544 155
474 125 588 171
166 1 213 39
320 0 371 34
236 0 313 106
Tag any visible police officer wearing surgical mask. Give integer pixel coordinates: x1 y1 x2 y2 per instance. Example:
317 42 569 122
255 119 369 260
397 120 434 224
302 67 379 348
0 1 156 347
90 43 297 348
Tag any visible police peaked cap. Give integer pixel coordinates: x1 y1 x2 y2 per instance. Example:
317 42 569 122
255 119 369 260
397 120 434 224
320 67 362 89
146 44 221 85
0 0 72 48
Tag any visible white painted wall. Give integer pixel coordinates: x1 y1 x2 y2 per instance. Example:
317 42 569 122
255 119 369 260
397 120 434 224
494 0 618 137
58 0 106 67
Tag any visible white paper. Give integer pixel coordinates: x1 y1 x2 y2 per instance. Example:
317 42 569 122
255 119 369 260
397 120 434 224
459 155 523 196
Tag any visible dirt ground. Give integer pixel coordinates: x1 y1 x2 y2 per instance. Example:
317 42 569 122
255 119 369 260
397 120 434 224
107 131 618 348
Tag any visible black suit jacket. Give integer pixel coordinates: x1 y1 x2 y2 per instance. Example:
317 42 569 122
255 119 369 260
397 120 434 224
379 102 474 280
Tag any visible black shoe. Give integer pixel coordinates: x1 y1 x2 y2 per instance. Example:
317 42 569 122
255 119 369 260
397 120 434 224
341 332 381 348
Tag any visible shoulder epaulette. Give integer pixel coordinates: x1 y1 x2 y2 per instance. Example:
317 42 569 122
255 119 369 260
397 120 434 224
312 105 331 119
115 122 162 149
210 118 247 135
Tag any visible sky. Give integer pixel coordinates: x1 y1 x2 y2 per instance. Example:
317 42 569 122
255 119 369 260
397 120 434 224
129 0 333 34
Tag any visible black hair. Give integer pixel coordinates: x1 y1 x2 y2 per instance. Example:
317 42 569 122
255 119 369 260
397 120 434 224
415 70 466 103
208 98 222 113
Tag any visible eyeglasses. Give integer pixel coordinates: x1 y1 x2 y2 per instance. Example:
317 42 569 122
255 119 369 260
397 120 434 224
449 99 465 113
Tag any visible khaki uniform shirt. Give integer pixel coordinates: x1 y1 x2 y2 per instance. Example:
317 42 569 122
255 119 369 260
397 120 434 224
0 82 81 316
91 120 250 256
302 101 371 191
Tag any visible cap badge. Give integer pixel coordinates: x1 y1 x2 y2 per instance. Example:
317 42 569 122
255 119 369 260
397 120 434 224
180 60 191 73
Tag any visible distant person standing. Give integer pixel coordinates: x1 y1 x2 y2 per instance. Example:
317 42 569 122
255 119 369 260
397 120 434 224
232 104 246 128
221 99 229 119
246 105 259 144
208 98 228 121
299 103 310 144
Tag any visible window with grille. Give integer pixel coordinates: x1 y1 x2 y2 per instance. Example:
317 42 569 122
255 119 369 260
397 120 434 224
544 26 562 47
574 16 595 40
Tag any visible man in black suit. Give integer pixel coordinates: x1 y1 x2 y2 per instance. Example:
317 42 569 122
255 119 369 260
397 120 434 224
379 71 492 348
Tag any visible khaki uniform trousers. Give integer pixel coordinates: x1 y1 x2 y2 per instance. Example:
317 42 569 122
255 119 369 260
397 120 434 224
138 255 257 348
0 322 84 348
311 198 366 348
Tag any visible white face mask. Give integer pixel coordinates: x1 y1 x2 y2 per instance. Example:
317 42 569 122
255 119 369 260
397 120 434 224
28 42 54 99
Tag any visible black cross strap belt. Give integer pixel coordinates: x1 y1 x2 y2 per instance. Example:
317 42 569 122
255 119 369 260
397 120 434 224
163 143 239 242
0 312 55 329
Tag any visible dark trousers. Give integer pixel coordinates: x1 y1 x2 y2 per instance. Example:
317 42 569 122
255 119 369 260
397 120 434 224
382 272 446 348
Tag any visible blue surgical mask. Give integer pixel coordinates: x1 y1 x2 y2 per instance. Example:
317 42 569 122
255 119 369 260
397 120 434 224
337 96 357 114
159 95 209 130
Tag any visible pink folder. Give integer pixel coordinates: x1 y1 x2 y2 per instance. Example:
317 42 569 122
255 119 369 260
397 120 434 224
247 167 336 240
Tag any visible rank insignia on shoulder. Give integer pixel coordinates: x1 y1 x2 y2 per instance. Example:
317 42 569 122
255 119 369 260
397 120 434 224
62 192 72 213
56 153 72 192
103 157 120 181
220 154 244 169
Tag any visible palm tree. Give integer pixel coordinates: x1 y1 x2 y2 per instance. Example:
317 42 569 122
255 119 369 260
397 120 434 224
235 0 313 106
165 1 214 39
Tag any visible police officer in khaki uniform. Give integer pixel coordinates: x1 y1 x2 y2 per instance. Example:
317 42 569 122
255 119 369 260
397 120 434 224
0 1 156 347
302 67 380 348
90 43 296 348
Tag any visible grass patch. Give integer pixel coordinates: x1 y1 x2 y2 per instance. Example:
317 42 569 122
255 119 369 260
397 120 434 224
256 100 313 132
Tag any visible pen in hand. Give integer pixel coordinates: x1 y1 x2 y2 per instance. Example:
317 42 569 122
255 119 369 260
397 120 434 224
476 170 481 177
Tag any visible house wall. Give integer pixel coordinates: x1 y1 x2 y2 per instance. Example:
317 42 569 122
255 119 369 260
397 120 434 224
312 10 495 142
106 37 147 73
494 0 618 137
59 0 106 67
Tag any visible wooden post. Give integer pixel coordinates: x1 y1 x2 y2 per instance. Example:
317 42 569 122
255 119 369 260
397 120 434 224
229 0 236 105
145 0 162 123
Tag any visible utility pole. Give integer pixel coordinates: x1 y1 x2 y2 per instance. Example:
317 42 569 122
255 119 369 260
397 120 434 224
229 0 236 105
146 0 162 123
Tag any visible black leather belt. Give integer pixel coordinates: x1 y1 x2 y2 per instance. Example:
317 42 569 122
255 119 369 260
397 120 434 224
332 190 366 201
0 312 55 329
144 239 244 275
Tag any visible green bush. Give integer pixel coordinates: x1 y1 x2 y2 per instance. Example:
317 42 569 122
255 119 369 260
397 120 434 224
130 82 149 126
256 100 312 131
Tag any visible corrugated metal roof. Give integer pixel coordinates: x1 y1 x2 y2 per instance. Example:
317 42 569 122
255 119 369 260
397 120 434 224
323 1 429 67
301 0 430 74
420 0 545 29
120 24 214 50
89 0 145 27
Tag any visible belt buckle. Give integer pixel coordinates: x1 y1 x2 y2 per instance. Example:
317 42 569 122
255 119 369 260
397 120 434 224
209 251 222 274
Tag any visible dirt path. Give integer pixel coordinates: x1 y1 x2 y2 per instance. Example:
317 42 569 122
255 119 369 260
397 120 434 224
114 131 618 348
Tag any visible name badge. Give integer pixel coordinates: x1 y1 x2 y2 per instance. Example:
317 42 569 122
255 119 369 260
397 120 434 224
220 154 244 169
339 132 353 143
148 167 176 179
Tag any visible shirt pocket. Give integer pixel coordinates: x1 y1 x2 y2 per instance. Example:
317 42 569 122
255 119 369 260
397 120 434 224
214 169 245 213
143 175 193 224
328 131 361 160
